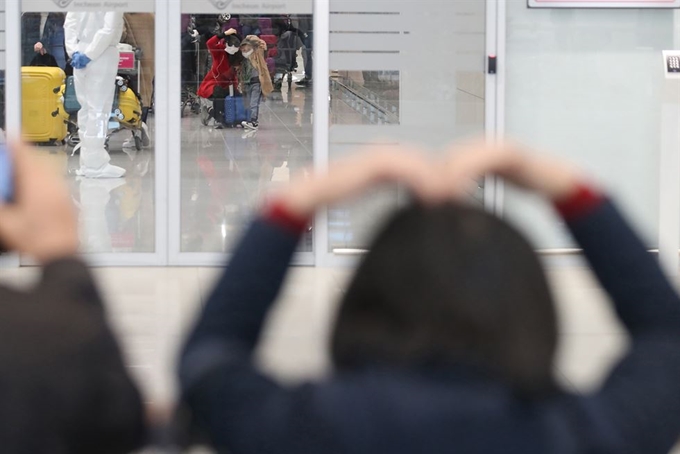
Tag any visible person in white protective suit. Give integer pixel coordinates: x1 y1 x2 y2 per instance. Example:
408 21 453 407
65 12 126 178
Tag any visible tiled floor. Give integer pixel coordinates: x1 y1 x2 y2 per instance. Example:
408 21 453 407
1 263 680 452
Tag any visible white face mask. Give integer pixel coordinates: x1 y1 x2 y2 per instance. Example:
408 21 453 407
225 45 239 55
242 49 254 59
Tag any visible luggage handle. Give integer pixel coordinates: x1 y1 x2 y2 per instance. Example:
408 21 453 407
229 85 234 97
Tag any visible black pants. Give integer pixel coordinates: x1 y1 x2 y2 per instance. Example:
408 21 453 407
212 86 230 123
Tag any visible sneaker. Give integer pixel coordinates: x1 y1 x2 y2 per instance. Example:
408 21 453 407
71 142 82 157
201 105 211 126
76 164 126 179
141 122 151 147
241 129 258 139
215 122 226 130
122 136 136 149
297 77 312 87
242 121 259 130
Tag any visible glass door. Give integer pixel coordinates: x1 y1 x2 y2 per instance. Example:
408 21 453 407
169 0 315 265
501 1 675 259
316 0 492 265
14 0 167 266
0 0 16 268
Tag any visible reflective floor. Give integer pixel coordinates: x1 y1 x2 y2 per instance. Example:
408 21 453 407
1 265 679 453
36 73 409 256
27 63 485 257
180 82 314 254
29 121 157 255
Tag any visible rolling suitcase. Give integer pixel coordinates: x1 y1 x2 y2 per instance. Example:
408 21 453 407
112 83 143 128
224 85 249 127
63 75 81 115
21 66 68 143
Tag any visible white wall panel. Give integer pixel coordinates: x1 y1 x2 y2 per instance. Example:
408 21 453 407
504 1 673 249
330 13 403 33
330 33 402 52
330 52 400 70
329 1 400 14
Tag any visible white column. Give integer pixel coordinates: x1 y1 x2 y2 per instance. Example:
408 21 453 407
659 71 680 276
313 0 331 266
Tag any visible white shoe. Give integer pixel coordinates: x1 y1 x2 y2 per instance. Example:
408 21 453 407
71 142 82 157
241 129 258 139
141 122 151 147
122 137 136 149
76 164 126 179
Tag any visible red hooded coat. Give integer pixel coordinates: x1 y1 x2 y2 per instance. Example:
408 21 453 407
197 35 238 99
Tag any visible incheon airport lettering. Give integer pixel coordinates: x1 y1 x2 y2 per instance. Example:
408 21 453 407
72 1 130 7
231 2 288 9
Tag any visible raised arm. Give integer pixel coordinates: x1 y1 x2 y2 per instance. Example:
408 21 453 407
178 149 442 452
557 191 680 453
441 144 680 454
205 34 227 65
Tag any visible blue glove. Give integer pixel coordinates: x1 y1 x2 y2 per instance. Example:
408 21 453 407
71 52 83 69
71 52 91 69
80 54 92 68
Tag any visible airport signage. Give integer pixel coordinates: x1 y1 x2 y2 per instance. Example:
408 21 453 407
23 0 155 12
182 0 312 14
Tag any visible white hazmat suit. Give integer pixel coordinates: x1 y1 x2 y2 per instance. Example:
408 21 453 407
65 12 125 178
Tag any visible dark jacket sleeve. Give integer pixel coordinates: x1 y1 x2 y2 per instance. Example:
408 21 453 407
0 258 146 453
561 200 680 454
179 219 340 454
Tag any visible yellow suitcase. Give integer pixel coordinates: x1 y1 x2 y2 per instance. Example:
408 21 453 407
113 85 142 128
21 67 68 143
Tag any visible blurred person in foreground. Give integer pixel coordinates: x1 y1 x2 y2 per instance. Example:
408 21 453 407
0 143 146 453
179 141 680 454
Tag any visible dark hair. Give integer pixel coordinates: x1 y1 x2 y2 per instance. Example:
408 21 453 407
331 203 558 396
225 35 241 47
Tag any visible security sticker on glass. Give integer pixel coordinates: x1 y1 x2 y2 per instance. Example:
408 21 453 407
663 51 680 80
0 145 14 204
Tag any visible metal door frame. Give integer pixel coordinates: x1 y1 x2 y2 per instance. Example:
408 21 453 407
313 0 504 267
167 2 316 267
4 0 170 267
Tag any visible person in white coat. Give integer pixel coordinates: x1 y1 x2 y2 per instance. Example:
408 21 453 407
65 12 126 178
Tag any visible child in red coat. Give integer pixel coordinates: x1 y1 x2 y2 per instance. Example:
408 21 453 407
198 28 243 128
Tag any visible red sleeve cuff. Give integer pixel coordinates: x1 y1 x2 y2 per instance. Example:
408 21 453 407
263 200 310 235
554 184 605 221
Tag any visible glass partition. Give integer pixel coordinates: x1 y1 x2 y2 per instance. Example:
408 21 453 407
326 0 487 253
177 3 314 258
503 2 673 250
19 3 158 258
8 2 673 265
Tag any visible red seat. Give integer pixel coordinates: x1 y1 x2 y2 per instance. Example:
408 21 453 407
260 34 278 47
